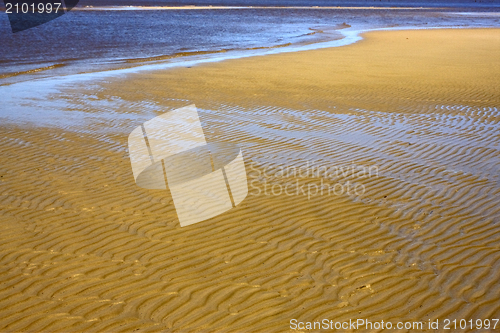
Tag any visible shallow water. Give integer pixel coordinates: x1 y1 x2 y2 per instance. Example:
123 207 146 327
1 5 499 82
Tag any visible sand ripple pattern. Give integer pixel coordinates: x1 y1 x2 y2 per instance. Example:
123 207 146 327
1 101 499 331
0 29 499 332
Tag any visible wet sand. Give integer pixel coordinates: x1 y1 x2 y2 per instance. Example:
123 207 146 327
0 29 499 332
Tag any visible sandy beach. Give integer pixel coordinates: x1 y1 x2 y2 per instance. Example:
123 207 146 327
0 28 499 332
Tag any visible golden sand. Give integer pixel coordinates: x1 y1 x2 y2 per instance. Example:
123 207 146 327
0 29 499 332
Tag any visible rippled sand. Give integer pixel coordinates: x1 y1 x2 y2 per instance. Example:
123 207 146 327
0 29 499 332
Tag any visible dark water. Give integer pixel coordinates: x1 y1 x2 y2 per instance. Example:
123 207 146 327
79 0 500 8
1 1 499 82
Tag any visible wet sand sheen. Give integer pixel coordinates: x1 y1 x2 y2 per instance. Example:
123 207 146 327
0 29 499 332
